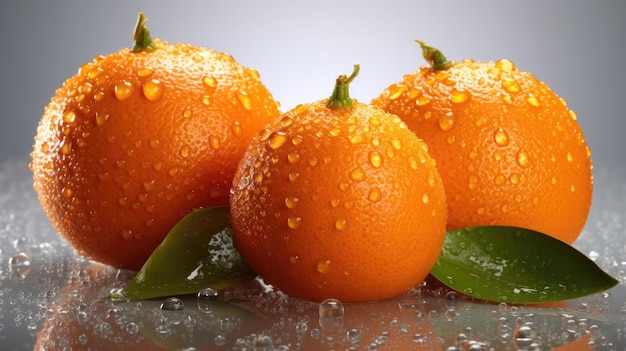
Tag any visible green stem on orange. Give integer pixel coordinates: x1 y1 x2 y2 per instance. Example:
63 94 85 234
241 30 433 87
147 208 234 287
416 40 451 71
328 64 360 109
133 12 157 52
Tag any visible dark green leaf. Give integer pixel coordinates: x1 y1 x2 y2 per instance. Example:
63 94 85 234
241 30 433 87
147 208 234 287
120 206 256 300
430 226 619 303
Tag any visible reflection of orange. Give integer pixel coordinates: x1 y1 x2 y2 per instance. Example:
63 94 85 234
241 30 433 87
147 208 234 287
30 13 280 270
553 333 593 351
231 66 447 302
373 42 592 244
34 264 168 351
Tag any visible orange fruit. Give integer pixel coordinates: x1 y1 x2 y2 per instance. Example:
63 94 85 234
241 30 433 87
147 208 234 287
30 13 281 270
230 65 447 302
372 41 593 244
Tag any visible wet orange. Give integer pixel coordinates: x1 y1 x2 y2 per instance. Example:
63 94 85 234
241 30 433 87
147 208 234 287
373 41 592 244
230 66 447 302
30 14 280 270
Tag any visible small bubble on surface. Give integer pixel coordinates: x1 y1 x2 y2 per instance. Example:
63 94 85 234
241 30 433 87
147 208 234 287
319 298 344 329
9 252 30 279
513 325 537 349
237 91 253 110
160 297 184 311
445 291 460 309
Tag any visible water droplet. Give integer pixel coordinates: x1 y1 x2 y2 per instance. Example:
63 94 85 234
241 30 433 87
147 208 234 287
317 260 331 274
287 152 300 164
9 252 30 279
142 79 163 101
495 173 506 186
180 146 190 158
516 149 531 168
386 84 406 100
319 298 344 329
368 187 382 202
526 94 540 107
347 328 361 344
160 297 184 311
61 187 73 199
513 325 536 349
386 139 401 153
438 113 454 131
349 134 365 144
201 95 211 105
445 291 460 309
209 134 221 149
411 96 429 109
369 151 382 168
287 217 302 229
230 121 243 136
137 68 153 78
475 118 487 127
95 111 110 126
62 110 76 123
494 128 510 146
210 334 226 347
203 76 217 88
501 79 520 93
350 167 366 182
288 172 300 182
268 131 287 149
335 218 347 230
450 89 469 104
285 197 300 209
114 81 135 101
58 139 73 155
566 152 574 163
237 91 253 110
253 173 264 184
468 175 478 190
198 287 219 300
495 59 516 71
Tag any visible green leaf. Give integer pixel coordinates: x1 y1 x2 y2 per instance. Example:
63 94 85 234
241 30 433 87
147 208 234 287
119 206 256 300
430 226 619 303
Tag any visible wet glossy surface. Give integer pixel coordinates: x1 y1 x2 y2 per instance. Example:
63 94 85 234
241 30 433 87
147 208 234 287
1 158 625 350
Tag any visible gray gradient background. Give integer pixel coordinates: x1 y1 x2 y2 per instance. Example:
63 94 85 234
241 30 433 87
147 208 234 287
1 0 625 167
0 1 625 349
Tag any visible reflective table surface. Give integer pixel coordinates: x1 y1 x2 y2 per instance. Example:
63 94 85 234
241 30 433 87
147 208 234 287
1 158 625 350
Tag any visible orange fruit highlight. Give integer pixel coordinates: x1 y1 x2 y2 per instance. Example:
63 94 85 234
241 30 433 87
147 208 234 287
30 13 280 270
372 41 593 244
230 65 447 302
